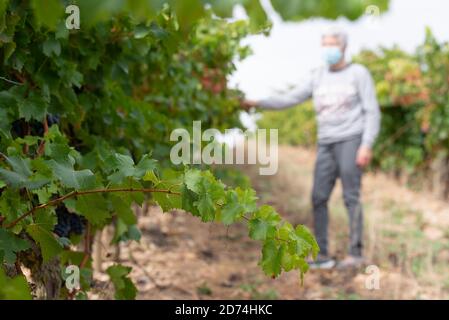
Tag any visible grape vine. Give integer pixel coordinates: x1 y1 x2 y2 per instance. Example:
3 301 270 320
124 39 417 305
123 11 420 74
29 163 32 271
0 0 388 300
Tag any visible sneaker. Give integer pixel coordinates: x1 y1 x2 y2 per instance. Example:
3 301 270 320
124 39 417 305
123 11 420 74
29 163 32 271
308 254 336 270
336 255 366 270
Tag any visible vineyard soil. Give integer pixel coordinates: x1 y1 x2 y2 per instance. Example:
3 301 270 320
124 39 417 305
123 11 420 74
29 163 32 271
90 146 449 300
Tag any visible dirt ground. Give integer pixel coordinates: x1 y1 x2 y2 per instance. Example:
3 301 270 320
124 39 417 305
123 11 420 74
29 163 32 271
90 146 449 300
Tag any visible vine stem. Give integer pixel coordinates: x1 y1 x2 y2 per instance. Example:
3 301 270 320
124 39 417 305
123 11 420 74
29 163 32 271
0 76 24 86
4 188 180 229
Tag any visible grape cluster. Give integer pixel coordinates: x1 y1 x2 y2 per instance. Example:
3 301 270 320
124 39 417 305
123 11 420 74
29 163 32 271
53 205 86 238
11 114 60 138
47 114 60 126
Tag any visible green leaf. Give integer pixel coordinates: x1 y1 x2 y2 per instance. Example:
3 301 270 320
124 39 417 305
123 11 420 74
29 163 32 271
110 194 136 225
0 228 30 264
260 240 282 277
60 250 86 266
43 38 61 57
270 0 389 22
236 187 257 213
208 0 236 18
249 218 273 241
1 154 31 177
153 189 182 212
26 224 62 262
0 189 29 224
126 225 142 242
181 185 200 216
294 225 320 258
31 0 63 29
114 223 141 243
18 92 47 121
195 192 215 221
280 245 296 272
0 0 9 33
34 208 57 233
48 159 96 190
0 268 32 300
106 153 135 184
184 168 202 193
221 190 243 225
55 20 69 39
248 205 280 241
142 169 159 184
173 0 205 32
112 217 128 243
152 168 183 212
106 264 137 300
242 0 269 32
0 154 49 189
134 25 151 39
134 155 157 178
72 194 111 226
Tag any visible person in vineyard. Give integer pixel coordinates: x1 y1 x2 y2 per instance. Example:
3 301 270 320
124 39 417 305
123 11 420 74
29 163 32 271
243 27 381 269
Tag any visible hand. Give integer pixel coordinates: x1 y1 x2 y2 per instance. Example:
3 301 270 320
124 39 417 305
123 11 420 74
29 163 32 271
356 146 372 168
241 99 257 111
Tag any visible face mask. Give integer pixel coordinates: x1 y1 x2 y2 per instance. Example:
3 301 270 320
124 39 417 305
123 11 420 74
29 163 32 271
322 46 343 66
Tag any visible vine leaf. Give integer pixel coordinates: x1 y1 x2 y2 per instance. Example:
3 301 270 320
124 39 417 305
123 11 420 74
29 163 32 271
260 239 282 278
26 224 62 262
221 190 243 225
107 264 137 300
0 228 30 264
30 0 63 30
47 158 96 190
17 92 48 122
184 168 202 193
110 194 137 226
294 225 319 259
42 37 61 57
0 268 32 300
70 194 110 226
248 205 280 241
151 168 182 212
0 154 49 190
107 153 157 184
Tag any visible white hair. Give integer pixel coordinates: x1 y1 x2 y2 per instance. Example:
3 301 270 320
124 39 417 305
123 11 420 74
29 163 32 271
321 26 348 47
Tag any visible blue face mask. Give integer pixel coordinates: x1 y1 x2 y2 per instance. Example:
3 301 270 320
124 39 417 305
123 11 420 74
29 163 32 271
322 46 343 66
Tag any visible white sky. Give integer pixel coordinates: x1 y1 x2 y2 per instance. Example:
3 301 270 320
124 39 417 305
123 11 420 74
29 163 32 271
229 0 449 100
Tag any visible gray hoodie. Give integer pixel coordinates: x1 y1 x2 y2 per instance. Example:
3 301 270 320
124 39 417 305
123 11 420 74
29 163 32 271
257 63 381 148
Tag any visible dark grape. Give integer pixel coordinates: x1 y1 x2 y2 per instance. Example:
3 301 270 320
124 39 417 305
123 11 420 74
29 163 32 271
47 114 60 127
31 120 44 136
11 119 26 138
53 205 86 237
69 213 86 235
10 114 59 139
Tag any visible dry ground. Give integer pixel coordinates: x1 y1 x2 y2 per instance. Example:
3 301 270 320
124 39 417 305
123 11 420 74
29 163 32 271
90 146 449 300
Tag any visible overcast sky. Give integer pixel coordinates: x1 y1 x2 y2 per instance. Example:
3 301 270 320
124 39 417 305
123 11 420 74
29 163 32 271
229 0 449 100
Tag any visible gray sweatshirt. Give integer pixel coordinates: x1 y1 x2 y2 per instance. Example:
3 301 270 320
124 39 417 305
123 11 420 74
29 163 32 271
257 63 381 148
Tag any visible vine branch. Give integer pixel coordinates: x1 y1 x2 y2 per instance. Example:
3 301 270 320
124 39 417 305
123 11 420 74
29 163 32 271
4 188 180 229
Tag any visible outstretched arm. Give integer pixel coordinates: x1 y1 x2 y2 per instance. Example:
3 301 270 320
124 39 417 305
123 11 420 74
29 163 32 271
242 73 314 111
256 75 314 110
